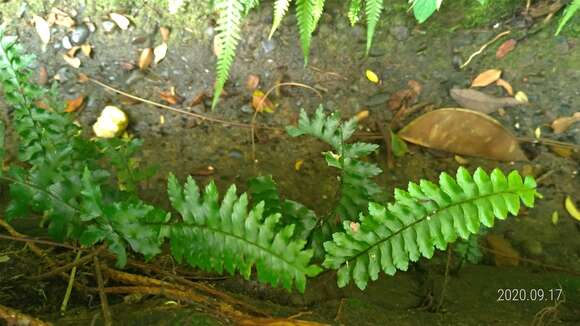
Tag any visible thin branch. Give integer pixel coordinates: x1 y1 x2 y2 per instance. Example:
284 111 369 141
29 245 105 280
460 30 511 69
93 256 113 326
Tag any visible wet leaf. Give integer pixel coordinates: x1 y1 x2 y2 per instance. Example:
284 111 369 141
354 110 369 122
450 88 523 114
551 112 580 134
33 15 51 45
365 69 380 84
496 78 513 96
246 74 260 91
65 95 85 112
486 234 520 266
252 90 274 113
496 39 517 59
110 13 130 30
138 48 154 70
514 91 528 103
81 44 92 57
160 26 171 43
159 87 184 105
398 108 527 161
565 196 580 222
471 69 502 87
62 54 81 68
154 43 168 64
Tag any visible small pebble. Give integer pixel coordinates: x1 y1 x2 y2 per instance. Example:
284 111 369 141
70 24 90 45
227 150 243 159
102 20 116 33
261 39 276 54
61 36 72 50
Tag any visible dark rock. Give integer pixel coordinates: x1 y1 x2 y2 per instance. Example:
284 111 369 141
70 24 90 45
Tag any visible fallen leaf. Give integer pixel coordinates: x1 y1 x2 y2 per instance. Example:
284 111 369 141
450 88 524 114
398 108 527 161
354 110 369 122
407 80 422 95
159 87 184 105
50 8 75 28
496 78 513 96
549 145 572 158
496 39 517 59
294 159 304 171
514 91 528 103
160 26 171 43
454 155 469 165
81 44 92 57
153 43 168 64
551 211 559 225
189 92 206 107
471 69 502 87
65 95 85 112
33 15 51 45
551 112 580 133
138 48 154 70
534 127 541 139
246 74 260 91
38 65 48 85
109 13 130 30
77 73 89 83
62 54 81 68
160 115 165 125
365 69 381 84
486 234 520 266
564 196 580 222
252 90 274 113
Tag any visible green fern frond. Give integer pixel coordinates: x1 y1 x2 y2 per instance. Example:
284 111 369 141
211 0 245 110
243 0 261 14
167 174 322 292
270 0 292 38
295 0 325 65
347 0 362 26
556 0 580 35
323 167 537 290
365 0 383 54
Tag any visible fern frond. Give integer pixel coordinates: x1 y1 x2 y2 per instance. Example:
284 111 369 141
243 0 261 14
211 0 245 110
323 167 537 290
270 0 292 38
556 0 580 35
295 0 325 65
347 0 362 26
167 174 322 292
365 0 383 54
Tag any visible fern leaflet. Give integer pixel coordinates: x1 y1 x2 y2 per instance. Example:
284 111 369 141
270 0 292 38
348 0 362 26
365 0 384 54
556 0 579 35
295 0 325 65
167 174 322 292
323 167 537 289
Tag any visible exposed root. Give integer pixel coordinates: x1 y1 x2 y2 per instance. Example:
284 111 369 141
0 303 53 326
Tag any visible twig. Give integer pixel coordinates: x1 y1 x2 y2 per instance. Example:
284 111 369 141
436 247 453 312
29 245 105 280
0 218 58 265
309 66 348 80
60 250 82 315
375 122 394 169
334 298 346 325
460 30 511 69
0 234 75 249
93 256 112 326
0 303 52 326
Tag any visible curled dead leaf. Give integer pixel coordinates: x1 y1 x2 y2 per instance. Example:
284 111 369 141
246 74 260 91
450 88 523 114
109 13 130 30
551 112 580 134
66 46 80 58
496 39 517 59
252 90 274 113
471 69 502 87
32 15 51 45
138 48 154 70
398 108 527 161
160 26 171 43
77 73 89 83
65 95 85 112
62 54 81 68
38 65 48 85
154 43 168 64
495 78 513 96
189 92 207 107
49 8 75 28
159 87 184 105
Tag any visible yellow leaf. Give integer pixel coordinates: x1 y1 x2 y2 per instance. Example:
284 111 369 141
471 69 502 87
534 127 541 139
81 44 92 57
62 54 81 68
138 48 154 70
564 196 580 222
551 211 559 225
109 13 130 30
294 159 304 171
251 90 274 113
365 69 380 84
515 91 528 103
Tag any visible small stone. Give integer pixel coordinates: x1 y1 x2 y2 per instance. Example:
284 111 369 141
227 150 243 159
62 36 72 50
261 39 276 54
70 24 90 45
102 20 116 33
240 104 253 114
390 25 409 41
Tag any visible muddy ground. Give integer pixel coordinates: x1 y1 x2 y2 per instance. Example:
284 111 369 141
0 0 579 325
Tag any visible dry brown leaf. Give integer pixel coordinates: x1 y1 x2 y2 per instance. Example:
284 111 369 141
38 65 48 85
486 234 520 267
246 74 260 91
65 95 85 112
496 39 517 59
252 90 274 113
471 69 502 87
81 44 92 57
138 48 154 70
549 145 573 158
109 13 130 30
495 78 513 96
32 15 51 45
450 88 524 114
77 73 89 83
35 101 50 110
153 43 168 64
398 108 527 161
189 92 206 107
407 80 422 95
62 54 81 68
160 26 171 43
50 8 75 28
159 88 184 105
551 112 580 134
